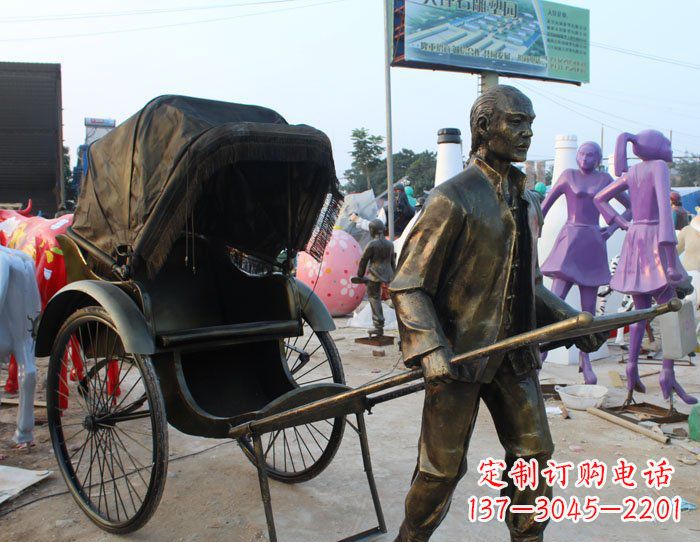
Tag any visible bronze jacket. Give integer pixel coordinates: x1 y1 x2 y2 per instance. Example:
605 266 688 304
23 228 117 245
390 158 579 383
358 237 396 284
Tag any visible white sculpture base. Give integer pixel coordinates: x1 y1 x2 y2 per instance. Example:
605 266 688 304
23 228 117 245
544 343 610 366
348 302 398 331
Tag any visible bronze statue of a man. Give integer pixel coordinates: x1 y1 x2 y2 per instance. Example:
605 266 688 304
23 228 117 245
389 85 604 542
356 218 396 336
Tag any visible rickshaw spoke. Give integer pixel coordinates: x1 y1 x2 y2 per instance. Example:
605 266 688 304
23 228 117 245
288 331 302 354
100 330 121 409
293 358 329 381
301 330 315 355
292 427 308 469
103 433 127 523
94 429 111 519
89 429 105 514
110 429 145 513
101 423 152 437
89 322 109 406
99 431 115 520
100 431 123 523
61 426 89 447
103 430 126 522
111 357 134 405
281 430 288 472
303 424 325 453
285 335 300 362
297 425 317 462
307 343 324 358
271 432 276 469
112 356 131 395
109 373 144 414
60 421 87 428
77 326 98 414
111 425 153 473
82 431 97 498
296 375 333 385
110 393 148 416
57 372 91 414
308 422 330 442
112 424 154 456
111 428 152 489
289 354 305 373
282 430 295 472
86 322 108 414
71 432 92 475
264 430 282 457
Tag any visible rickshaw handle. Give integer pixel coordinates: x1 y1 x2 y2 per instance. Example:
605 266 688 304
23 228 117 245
229 300 680 440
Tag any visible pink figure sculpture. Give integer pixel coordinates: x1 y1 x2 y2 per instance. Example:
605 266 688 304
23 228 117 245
540 142 631 384
595 130 696 405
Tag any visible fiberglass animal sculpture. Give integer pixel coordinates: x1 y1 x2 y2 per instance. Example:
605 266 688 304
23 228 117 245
0 244 42 448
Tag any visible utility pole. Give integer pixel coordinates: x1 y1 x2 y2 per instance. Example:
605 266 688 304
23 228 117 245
383 0 395 241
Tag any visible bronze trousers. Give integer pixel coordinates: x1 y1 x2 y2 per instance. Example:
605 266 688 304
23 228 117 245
396 360 554 542
367 281 385 330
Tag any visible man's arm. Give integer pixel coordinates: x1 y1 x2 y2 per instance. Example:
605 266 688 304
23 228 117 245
357 244 371 277
389 192 464 380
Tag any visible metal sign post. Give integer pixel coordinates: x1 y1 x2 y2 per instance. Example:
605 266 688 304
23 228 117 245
383 0 395 241
479 71 499 93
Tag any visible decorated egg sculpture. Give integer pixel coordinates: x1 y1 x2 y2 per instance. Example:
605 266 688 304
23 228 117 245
297 228 365 316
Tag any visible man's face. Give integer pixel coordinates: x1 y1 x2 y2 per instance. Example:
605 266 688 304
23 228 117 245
483 94 535 164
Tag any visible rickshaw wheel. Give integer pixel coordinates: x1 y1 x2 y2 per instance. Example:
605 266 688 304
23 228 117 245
46 306 168 533
239 316 346 483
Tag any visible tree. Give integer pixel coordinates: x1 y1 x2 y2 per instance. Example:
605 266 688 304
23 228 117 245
544 164 554 185
672 154 700 187
345 128 384 192
405 150 437 196
62 145 71 183
372 149 437 197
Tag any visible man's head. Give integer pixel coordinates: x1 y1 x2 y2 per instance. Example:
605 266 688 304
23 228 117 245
671 191 682 207
368 219 385 239
469 85 535 164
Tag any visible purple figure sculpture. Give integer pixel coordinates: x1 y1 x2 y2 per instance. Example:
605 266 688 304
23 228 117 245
595 130 696 405
541 142 631 384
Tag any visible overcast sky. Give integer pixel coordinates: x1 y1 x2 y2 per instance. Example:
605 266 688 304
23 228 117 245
3 0 700 180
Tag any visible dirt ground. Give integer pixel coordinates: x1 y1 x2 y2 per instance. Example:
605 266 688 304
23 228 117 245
1 313 699 542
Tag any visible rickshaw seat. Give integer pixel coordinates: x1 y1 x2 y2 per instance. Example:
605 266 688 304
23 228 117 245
158 319 300 348
137 237 301 348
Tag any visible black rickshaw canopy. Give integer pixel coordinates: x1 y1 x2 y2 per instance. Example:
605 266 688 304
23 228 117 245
72 95 342 277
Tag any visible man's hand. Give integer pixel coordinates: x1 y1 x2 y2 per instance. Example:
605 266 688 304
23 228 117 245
420 348 459 384
574 332 608 353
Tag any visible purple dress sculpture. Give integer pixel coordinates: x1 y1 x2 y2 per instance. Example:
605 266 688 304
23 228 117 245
541 142 630 384
595 130 697 405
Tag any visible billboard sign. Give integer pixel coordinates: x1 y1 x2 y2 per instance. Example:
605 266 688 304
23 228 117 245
392 1 590 84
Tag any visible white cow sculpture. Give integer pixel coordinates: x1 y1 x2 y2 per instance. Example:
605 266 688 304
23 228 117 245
0 245 41 447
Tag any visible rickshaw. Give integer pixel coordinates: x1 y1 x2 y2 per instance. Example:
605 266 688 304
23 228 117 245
36 95 681 542
35 95 363 536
